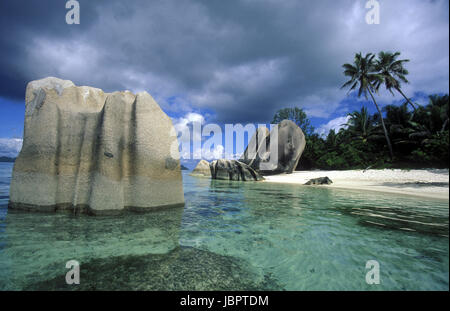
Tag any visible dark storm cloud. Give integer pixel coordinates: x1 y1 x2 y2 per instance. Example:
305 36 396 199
0 0 448 123
0 0 101 99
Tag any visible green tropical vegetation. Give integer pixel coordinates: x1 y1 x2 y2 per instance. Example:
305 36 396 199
271 51 449 170
272 107 314 136
341 52 393 159
374 51 418 111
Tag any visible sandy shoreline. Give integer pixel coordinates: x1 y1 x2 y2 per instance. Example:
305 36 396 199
263 169 449 201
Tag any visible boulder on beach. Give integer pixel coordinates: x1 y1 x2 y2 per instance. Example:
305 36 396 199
265 120 306 175
243 120 306 175
190 159 211 177
9 77 184 215
239 126 270 168
305 177 333 185
210 159 264 181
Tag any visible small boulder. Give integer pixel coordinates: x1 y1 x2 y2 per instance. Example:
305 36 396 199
190 160 211 177
304 177 333 185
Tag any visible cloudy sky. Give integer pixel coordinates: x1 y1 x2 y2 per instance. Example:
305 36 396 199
0 0 448 159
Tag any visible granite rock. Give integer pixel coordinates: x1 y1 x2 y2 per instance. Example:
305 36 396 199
9 77 184 215
209 159 264 181
190 159 211 177
304 177 333 185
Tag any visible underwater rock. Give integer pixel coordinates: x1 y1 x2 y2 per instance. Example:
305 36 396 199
190 159 211 177
25 246 283 291
304 177 333 185
0 206 185 290
9 77 184 215
210 159 264 181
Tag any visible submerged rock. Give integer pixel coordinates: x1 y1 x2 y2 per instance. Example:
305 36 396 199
190 159 211 177
9 77 184 215
304 177 333 185
210 159 264 181
25 246 283 291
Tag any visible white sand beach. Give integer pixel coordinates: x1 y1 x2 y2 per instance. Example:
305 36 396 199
264 169 449 201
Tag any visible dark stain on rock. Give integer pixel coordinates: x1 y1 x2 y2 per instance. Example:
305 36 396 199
104 152 114 158
165 157 178 170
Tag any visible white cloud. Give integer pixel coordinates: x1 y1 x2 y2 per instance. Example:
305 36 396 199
0 138 23 157
196 144 224 160
173 112 206 143
315 116 350 137
9 0 447 124
192 144 242 161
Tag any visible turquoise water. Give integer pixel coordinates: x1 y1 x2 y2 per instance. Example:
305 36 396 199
0 162 448 290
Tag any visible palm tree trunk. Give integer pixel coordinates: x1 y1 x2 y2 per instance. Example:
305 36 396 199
368 88 394 160
396 87 417 112
441 118 449 133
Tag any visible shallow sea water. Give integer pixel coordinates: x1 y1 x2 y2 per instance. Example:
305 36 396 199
0 162 448 290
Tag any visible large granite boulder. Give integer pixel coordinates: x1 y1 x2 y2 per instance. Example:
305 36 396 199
190 159 211 177
239 127 270 168
210 159 264 181
9 77 184 215
241 120 306 175
265 119 306 174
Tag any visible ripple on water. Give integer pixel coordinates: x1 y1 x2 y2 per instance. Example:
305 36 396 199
0 168 448 290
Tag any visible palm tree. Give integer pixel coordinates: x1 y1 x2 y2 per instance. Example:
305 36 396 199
383 103 421 152
374 51 417 111
346 106 381 143
341 52 394 159
384 103 412 128
413 94 449 134
325 129 338 149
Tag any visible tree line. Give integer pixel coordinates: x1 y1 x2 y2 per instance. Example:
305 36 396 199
272 51 449 170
